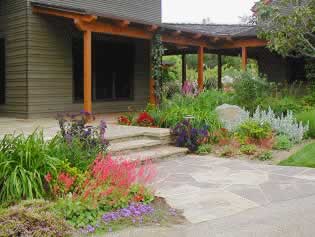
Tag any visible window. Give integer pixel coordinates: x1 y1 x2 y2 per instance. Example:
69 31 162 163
0 38 5 104
72 36 134 102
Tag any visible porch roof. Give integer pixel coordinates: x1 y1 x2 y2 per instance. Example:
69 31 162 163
30 1 267 50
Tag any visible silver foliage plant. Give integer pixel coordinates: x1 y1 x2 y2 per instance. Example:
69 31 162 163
252 106 309 143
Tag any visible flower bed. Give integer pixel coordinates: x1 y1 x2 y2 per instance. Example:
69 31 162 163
0 112 181 236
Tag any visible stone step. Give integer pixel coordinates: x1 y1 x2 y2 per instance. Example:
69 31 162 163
112 145 188 163
110 138 164 154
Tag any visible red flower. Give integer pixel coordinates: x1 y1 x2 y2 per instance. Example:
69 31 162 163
136 112 154 127
44 173 52 183
118 116 131 126
58 172 75 190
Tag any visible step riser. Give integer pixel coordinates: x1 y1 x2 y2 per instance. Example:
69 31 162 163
111 143 164 155
109 135 172 144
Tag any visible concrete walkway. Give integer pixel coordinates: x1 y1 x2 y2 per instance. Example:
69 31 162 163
108 156 315 237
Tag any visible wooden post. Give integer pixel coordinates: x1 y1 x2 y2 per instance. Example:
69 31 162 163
218 54 222 90
198 46 204 91
242 46 248 71
182 54 187 86
83 30 92 113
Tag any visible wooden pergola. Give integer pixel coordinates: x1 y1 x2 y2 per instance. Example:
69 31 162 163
32 4 267 113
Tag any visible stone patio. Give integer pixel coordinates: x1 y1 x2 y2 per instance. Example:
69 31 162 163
106 155 315 237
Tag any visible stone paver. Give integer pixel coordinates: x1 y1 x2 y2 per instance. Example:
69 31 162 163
106 155 315 237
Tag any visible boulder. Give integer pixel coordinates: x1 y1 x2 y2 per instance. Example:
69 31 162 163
215 104 249 131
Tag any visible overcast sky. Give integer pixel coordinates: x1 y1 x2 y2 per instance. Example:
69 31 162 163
162 0 257 24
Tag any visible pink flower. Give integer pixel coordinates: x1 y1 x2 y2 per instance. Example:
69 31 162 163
44 173 52 183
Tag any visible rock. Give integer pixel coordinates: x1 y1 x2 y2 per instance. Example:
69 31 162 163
222 75 235 85
215 104 249 131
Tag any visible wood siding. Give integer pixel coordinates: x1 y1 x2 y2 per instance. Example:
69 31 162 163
31 0 161 23
0 0 28 117
26 5 150 118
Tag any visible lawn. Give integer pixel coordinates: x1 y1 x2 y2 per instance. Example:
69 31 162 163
279 143 315 168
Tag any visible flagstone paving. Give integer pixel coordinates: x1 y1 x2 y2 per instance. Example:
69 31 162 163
106 155 315 237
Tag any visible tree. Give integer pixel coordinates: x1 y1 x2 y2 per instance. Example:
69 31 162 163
256 0 315 58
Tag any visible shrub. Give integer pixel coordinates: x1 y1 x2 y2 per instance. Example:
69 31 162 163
273 135 293 150
50 154 156 228
0 132 61 202
233 72 270 112
118 115 132 126
56 112 108 154
196 143 212 155
252 106 309 143
257 151 273 161
171 119 209 152
240 144 257 155
0 200 73 237
296 109 315 138
55 112 109 170
147 90 230 130
236 120 272 140
136 112 155 127
259 96 303 116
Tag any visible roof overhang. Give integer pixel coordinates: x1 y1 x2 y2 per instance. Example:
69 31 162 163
31 2 267 50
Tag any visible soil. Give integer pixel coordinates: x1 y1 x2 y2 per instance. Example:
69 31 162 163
210 139 315 165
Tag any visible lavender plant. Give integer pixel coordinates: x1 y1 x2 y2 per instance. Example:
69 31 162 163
252 107 309 143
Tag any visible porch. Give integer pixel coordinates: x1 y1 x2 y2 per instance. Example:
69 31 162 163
29 2 267 116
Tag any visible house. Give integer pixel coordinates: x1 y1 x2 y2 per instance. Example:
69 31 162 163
0 0 296 119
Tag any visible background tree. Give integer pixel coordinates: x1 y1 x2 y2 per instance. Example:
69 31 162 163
255 0 315 58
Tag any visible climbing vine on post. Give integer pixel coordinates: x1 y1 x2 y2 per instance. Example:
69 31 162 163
151 33 164 105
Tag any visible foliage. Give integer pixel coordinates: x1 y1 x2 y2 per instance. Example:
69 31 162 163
57 112 108 153
118 115 132 126
240 144 257 155
236 120 272 140
0 200 73 237
273 135 293 150
171 119 209 152
257 151 273 161
151 33 165 104
279 142 315 168
136 112 155 127
232 71 270 111
256 0 315 58
252 106 309 143
0 131 61 202
147 90 231 130
211 128 231 144
259 96 304 116
162 79 181 99
296 109 315 138
196 143 212 155
51 154 156 228
55 112 109 170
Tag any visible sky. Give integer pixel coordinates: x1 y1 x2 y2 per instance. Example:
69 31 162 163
162 0 257 24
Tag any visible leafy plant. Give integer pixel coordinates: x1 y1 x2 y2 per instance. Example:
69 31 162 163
0 200 73 237
147 90 230 130
296 109 315 138
252 106 309 143
0 132 61 202
233 72 270 112
257 151 273 161
56 112 108 154
171 119 209 152
273 135 293 150
240 144 257 155
196 143 212 155
236 120 272 140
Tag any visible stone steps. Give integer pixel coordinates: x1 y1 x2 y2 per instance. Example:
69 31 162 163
112 145 188 163
107 125 188 162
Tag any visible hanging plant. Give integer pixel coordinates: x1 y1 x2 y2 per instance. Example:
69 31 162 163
151 33 164 105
